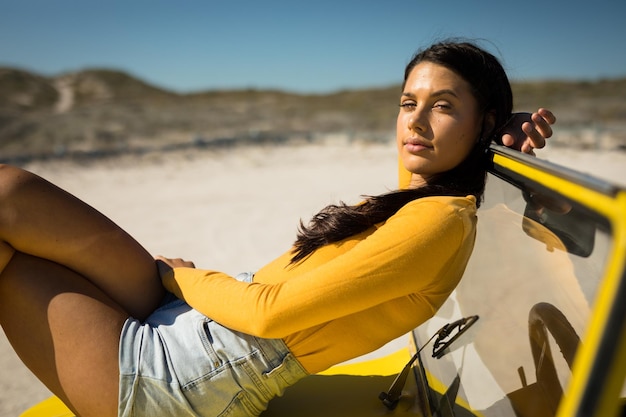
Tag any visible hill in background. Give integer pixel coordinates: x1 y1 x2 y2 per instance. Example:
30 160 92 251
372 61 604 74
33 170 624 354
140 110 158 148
1 67 625 163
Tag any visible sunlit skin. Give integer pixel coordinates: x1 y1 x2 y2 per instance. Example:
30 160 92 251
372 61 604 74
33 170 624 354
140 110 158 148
396 62 495 188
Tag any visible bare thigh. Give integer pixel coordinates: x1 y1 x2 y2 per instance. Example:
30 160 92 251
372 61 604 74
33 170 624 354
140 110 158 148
0 164 164 319
0 252 128 417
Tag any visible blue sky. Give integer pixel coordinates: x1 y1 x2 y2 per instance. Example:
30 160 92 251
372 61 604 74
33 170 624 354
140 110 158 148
1 0 625 93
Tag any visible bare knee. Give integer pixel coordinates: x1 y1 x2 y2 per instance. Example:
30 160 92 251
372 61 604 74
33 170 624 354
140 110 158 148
0 164 54 229
0 240 15 276
0 163 31 186
0 165 31 270
0 165 56 272
0 164 39 207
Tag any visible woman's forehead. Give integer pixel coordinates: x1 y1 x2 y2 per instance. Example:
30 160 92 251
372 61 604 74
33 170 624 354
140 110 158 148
404 62 472 96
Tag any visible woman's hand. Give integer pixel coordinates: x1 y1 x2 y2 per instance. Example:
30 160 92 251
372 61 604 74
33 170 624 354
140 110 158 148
155 255 196 278
500 108 556 155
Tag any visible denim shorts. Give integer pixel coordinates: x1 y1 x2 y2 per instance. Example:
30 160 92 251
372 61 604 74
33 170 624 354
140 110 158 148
118 272 308 417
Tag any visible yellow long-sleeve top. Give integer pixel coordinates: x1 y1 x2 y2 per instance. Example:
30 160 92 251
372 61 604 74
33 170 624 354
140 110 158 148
162 194 477 374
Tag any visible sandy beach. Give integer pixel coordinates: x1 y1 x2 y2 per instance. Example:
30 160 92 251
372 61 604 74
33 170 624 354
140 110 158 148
1 140 625 416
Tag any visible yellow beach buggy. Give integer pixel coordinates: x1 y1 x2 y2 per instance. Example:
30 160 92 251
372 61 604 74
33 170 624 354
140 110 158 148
22 144 626 417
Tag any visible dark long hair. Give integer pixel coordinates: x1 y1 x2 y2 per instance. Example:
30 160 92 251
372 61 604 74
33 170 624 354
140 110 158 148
290 40 513 264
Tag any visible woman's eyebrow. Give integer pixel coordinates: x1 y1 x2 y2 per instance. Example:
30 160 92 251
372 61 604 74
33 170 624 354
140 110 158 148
432 89 459 98
401 89 459 99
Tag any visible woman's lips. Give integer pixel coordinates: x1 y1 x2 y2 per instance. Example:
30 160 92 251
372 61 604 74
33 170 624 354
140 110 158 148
404 139 432 153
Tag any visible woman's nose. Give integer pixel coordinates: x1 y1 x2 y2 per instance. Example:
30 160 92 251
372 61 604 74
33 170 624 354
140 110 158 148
409 110 427 132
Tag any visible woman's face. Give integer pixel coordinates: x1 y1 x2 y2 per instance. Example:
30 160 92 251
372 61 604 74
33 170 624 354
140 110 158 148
396 61 484 187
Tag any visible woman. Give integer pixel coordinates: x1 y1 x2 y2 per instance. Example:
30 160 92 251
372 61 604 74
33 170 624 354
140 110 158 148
0 40 555 417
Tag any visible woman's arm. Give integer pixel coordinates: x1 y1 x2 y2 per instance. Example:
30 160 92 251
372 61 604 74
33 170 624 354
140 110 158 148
159 197 474 338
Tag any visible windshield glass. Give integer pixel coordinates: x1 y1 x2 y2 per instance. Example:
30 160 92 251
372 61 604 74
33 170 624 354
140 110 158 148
413 171 612 417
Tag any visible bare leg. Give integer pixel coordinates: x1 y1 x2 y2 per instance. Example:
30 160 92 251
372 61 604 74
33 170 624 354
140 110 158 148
0 164 167 416
0 252 127 417
0 164 164 318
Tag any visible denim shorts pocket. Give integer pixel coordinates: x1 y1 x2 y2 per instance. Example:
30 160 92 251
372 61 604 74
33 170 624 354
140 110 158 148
182 367 262 417
174 318 262 416
262 353 298 385
197 318 222 370
216 391 261 417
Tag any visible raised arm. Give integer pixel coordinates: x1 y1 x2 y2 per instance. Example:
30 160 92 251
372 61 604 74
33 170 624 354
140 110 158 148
499 108 556 154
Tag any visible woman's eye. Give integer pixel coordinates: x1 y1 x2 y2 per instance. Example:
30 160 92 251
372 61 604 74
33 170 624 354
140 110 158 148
399 102 416 111
433 102 451 110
